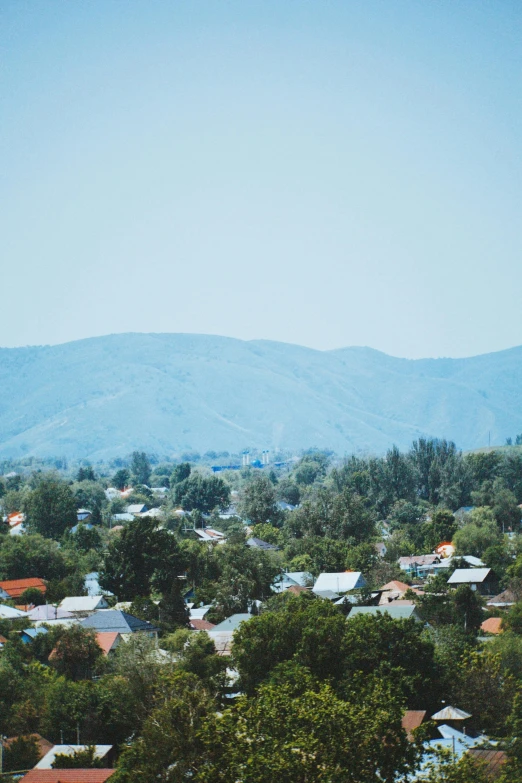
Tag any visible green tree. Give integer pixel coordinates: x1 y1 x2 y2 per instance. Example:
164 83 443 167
453 507 501 557
240 474 280 526
0 534 68 581
18 586 46 606
112 671 212 783
198 667 419 783
173 474 230 514
130 452 152 485
52 745 105 769
49 626 103 681
99 517 186 599
112 468 130 490
2 735 41 773
23 476 77 538
171 463 191 486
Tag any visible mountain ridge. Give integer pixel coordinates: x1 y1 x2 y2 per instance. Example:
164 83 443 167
0 333 520 459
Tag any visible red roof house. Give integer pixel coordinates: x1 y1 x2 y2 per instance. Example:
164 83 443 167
20 771 115 783
190 619 216 631
0 578 47 600
481 617 503 635
95 632 121 655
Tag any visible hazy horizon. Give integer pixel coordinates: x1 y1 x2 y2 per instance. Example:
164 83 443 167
2 329 522 362
2 1 521 358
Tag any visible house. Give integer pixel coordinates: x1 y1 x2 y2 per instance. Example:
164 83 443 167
398 555 440 575
481 617 503 635
20 772 115 783
379 580 412 604
84 572 113 598
81 609 158 636
0 634 7 648
7 511 25 534
313 571 366 594
246 537 279 551
111 513 134 523
276 501 297 512
206 613 252 655
286 585 309 596
76 509 92 522
487 589 518 609
27 605 74 621
190 619 216 631
466 749 507 779
0 578 47 601
20 627 48 644
126 503 148 515
35 744 113 769
447 568 494 594
348 605 422 622
431 705 471 724
375 542 387 557
0 604 29 619
194 528 226 542
59 596 109 616
402 710 426 740
70 523 94 535
96 632 121 655
190 605 212 620
2 733 54 765
426 555 485 575
272 571 314 593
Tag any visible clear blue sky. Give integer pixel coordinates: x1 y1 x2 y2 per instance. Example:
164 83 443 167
1 0 520 358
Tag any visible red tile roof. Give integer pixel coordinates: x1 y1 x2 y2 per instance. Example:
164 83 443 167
0 635 7 644
286 585 309 595
20 771 115 783
0 578 47 599
96 632 120 655
190 619 216 631
481 617 503 635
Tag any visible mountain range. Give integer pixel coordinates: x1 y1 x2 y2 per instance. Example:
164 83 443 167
0 333 521 460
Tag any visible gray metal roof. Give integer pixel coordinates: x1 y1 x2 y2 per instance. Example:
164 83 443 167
348 605 421 621
447 568 491 584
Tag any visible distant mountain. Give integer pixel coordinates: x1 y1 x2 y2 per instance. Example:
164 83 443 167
0 333 521 460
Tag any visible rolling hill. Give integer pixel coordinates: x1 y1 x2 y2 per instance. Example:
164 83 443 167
0 333 521 460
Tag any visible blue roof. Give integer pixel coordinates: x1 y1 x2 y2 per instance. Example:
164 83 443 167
21 626 48 640
210 613 251 633
81 610 158 634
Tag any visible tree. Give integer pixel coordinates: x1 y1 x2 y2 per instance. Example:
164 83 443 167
198 666 419 783
99 517 186 599
112 468 130 490
453 507 501 557
452 585 484 633
52 745 105 769
23 476 77 538
502 601 522 635
130 452 151 486
49 626 103 681
0 534 68 581
173 474 230 514
77 465 96 482
171 463 191 485
18 586 46 606
423 509 457 552
112 671 212 783
2 735 41 773
240 474 280 526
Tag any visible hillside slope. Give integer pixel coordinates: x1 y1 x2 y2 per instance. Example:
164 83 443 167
0 333 520 459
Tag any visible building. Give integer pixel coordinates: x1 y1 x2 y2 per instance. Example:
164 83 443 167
35 745 113 769
313 571 366 594
81 610 158 637
59 596 109 616
348 605 422 622
20 772 115 783
447 568 495 594
0 578 47 601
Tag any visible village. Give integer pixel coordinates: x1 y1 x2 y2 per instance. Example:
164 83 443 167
1 442 522 781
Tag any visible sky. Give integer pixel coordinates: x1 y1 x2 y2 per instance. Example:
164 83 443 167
1 0 521 359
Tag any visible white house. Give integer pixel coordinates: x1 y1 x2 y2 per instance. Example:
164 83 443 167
313 571 366 594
